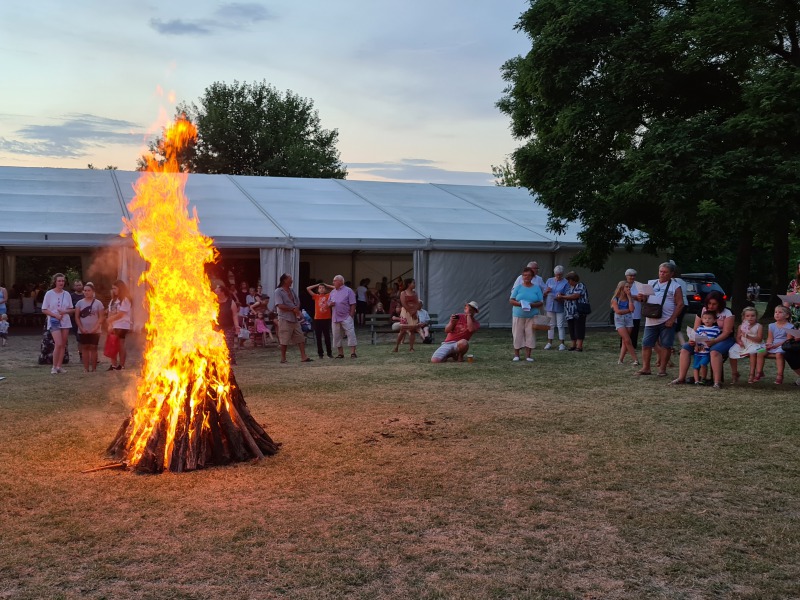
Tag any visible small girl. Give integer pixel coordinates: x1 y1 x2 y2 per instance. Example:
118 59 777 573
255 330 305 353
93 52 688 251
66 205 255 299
729 307 765 384
254 312 275 345
0 314 9 347
761 305 795 384
610 280 638 365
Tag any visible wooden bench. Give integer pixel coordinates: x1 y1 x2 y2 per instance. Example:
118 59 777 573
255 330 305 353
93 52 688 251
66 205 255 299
365 313 438 345
7 312 46 329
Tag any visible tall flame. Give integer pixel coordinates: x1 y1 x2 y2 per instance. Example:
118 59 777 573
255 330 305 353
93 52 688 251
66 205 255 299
122 115 231 469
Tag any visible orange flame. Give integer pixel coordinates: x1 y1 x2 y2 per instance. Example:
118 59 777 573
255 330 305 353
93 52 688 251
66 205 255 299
122 115 231 469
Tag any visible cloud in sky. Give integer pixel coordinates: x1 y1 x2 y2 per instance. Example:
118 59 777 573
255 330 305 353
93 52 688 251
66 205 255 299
150 2 275 36
0 114 144 158
347 158 494 186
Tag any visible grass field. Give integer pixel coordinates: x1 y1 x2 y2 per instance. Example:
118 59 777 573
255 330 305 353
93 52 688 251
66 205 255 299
0 327 798 599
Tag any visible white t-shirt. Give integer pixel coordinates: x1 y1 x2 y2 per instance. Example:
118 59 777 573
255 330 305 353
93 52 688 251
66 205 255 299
644 279 681 326
629 281 642 320
42 289 73 330
108 297 132 330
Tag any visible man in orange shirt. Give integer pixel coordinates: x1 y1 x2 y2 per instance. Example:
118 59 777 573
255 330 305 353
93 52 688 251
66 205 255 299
306 282 334 358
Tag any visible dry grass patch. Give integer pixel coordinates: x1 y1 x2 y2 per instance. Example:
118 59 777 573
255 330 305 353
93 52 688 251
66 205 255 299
0 329 798 599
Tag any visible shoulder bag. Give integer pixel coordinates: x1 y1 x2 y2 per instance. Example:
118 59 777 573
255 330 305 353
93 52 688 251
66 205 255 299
641 280 671 319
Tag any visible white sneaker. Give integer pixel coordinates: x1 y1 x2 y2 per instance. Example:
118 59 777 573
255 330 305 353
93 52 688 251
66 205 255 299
526 357 534 362
543 343 552 350
558 344 567 351
51 367 58 375
57 367 66 374
512 356 520 362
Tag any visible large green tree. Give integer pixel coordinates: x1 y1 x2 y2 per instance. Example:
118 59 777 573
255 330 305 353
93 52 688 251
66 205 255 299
139 80 347 179
498 0 800 313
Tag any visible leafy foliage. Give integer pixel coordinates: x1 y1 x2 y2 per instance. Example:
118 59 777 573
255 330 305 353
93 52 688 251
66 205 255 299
498 0 800 305
139 81 347 179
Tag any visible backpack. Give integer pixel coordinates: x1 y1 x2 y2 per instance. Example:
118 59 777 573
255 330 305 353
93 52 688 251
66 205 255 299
38 328 70 365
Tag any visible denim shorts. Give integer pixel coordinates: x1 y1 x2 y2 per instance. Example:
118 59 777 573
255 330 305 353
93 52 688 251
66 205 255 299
49 317 63 331
642 323 675 349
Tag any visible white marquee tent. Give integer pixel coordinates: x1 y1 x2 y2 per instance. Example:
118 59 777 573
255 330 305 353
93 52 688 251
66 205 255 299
0 166 665 327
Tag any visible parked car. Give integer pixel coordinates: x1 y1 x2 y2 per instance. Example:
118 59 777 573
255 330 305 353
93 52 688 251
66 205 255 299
681 273 727 315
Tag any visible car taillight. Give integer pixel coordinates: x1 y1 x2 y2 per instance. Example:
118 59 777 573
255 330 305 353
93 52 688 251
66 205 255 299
693 295 701 301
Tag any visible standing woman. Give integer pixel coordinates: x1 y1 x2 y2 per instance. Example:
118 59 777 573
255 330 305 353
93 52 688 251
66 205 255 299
74 282 105 372
611 281 638 365
624 269 642 348
393 278 420 352
41 273 74 374
543 266 570 350
562 271 589 351
0 282 7 316
509 267 544 361
106 279 132 370
213 283 240 365
306 282 334 358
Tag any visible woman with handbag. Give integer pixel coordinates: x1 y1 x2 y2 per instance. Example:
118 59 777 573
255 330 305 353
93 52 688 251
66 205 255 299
563 271 589 352
105 280 132 371
635 262 684 377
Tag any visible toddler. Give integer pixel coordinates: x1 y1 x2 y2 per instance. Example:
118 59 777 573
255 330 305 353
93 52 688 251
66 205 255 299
761 305 795 384
0 314 8 346
693 311 720 384
729 307 765 383
254 312 275 345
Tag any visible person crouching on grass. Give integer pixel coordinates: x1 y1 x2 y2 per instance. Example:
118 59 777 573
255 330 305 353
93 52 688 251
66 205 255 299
431 301 480 363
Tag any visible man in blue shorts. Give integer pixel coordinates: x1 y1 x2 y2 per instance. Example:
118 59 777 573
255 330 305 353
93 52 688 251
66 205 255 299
636 262 684 376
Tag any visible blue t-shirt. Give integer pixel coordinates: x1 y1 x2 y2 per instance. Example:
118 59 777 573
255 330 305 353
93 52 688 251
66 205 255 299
511 284 543 319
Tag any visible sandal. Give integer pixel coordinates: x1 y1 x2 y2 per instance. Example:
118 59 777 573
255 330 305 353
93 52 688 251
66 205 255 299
732 372 741 384
301 358 313 363
335 354 344 359
669 378 685 385
634 370 652 376
350 353 357 359
775 375 783 385
747 376 755 384
657 371 668 377
280 360 287 364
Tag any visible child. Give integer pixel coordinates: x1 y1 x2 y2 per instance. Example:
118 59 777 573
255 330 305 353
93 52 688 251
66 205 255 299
761 305 795 384
0 314 8 346
611 280 638 365
692 311 721 384
729 307 765 384
254 312 275 345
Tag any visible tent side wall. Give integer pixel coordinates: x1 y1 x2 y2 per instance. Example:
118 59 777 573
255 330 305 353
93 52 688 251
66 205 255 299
424 248 668 328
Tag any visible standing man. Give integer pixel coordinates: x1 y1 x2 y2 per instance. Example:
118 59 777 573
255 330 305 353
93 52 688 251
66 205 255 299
636 262 684 377
274 274 312 364
510 261 546 293
431 301 481 363
328 275 358 358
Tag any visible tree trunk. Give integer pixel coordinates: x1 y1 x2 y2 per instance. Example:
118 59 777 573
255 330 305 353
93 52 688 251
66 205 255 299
767 217 790 319
731 227 754 317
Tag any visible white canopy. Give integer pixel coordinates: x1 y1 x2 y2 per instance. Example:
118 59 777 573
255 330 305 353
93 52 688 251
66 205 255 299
0 166 579 250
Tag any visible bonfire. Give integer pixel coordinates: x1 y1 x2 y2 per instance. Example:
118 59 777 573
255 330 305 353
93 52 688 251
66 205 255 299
106 116 279 473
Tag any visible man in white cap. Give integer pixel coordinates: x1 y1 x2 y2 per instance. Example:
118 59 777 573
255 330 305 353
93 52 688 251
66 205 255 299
431 301 480 363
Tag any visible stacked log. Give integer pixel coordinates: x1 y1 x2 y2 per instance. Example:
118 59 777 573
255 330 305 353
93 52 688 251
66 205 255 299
106 372 279 473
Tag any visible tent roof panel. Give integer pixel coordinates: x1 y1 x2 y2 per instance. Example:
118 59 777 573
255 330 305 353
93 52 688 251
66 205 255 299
0 167 579 249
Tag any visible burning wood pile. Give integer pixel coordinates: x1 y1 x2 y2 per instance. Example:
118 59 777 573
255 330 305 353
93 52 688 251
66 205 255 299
105 116 279 474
